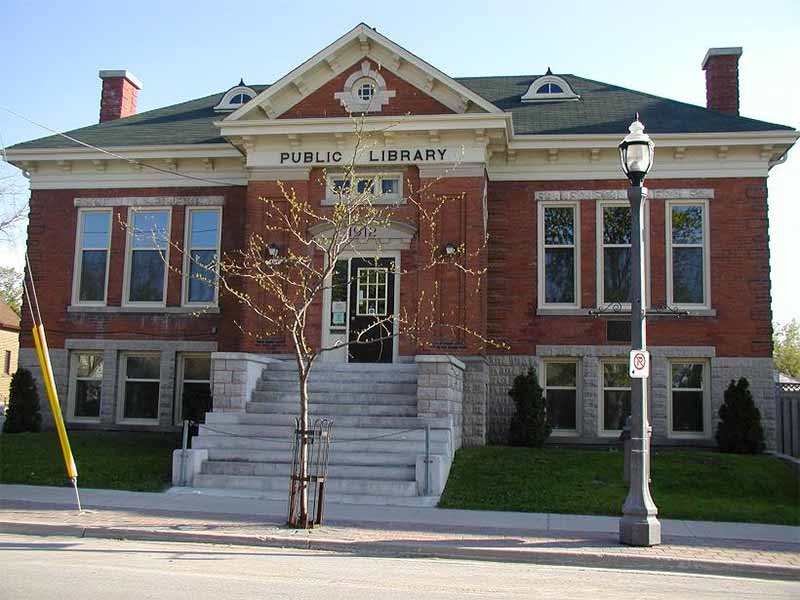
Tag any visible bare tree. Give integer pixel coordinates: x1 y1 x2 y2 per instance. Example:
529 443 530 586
0 173 29 243
126 119 499 527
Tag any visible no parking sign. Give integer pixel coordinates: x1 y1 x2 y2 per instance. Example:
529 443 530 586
629 349 650 379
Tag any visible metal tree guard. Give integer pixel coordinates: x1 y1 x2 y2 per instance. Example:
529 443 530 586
288 417 334 528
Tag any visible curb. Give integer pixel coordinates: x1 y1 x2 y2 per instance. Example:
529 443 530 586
1 521 798 582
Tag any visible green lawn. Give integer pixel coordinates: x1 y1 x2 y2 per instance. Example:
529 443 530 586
0 431 179 492
439 446 800 526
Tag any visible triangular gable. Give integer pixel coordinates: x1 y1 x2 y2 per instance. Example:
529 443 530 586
279 58 454 119
224 23 500 121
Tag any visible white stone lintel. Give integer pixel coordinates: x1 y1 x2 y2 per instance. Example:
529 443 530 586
534 189 715 202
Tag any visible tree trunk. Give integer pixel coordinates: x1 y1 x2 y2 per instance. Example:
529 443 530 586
298 369 309 527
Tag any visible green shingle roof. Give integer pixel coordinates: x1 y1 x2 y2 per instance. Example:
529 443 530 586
458 74 793 135
9 75 792 151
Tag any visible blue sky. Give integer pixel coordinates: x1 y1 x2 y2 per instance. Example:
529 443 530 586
1 0 798 323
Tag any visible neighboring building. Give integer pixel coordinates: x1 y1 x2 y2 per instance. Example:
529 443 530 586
0 299 21 408
5 25 797 499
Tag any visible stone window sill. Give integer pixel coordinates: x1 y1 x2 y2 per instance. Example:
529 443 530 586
68 305 220 315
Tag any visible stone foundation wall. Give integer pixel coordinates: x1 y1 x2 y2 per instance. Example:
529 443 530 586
486 355 536 444
416 355 464 450
211 352 280 412
485 347 776 449
462 357 488 447
710 357 776 450
20 339 216 431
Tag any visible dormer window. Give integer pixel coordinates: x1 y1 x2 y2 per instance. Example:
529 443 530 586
521 69 580 103
334 61 396 113
214 80 258 112
537 82 563 94
229 93 252 105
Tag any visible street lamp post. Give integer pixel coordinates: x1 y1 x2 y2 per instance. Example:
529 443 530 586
618 116 661 547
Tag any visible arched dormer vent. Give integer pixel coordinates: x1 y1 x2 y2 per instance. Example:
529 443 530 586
520 69 580 103
214 79 257 112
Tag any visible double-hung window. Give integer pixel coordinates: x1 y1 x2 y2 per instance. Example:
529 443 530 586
538 203 579 308
543 360 578 433
601 361 631 434
73 209 112 305
125 209 171 305
118 353 161 423
669 361 709 437
598 203 632 306
68 352 103 421
667 201 709 308
184 208 221 305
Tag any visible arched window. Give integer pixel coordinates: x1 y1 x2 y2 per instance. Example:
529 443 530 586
521 71 579 103
229 93 252 105
536 82 564 94
214 82 258 112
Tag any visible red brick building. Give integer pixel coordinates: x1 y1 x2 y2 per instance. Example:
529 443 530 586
6 27 797 497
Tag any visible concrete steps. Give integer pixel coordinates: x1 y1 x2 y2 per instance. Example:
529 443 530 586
193 473 419 497
188 359 454 506
202 460 415 481
246 401 417 417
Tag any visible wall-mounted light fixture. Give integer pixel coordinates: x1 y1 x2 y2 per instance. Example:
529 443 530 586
443 242 457 257
266 243 280 259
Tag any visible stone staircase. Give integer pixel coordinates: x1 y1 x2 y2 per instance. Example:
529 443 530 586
188 361 455 506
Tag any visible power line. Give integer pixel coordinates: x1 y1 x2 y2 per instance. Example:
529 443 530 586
0 105 244 187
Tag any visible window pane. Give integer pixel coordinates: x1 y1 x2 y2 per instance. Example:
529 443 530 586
183 355 211 381
190 210 219 248
75 380 101 418
381 178 399 195
79 250 107 302
603 363 630 388
124 381 160 419
672 205 703 244
182 381 211 423
604 247 632 303
604 390 631 431
603 206 631 245
77 354 103 379
672 247 704 303
189 249 216 302
132 212 168 249
127 355 160 380
544 207 574 245
356 179 374 193
673 391 704 432
82 212 111 249
545 248 574 303
546 389 577 430
672 363 703 389
130 250 165 302
546 363 576 387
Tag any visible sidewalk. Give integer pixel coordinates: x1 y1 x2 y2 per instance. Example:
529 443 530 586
1 484 798 581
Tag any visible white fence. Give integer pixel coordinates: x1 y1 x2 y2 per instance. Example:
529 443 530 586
776 383 800 458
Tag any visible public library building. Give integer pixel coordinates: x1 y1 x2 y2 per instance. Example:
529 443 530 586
8 25 797 492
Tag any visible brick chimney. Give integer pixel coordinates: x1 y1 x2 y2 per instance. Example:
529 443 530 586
701 47 742 116
98 70 142 123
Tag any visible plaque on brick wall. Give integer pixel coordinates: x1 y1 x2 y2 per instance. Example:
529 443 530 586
607 320 631 343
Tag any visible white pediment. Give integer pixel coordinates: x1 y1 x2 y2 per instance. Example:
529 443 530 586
223 23 500 122
309 219 417 251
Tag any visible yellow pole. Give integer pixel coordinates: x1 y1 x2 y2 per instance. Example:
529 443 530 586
31 325 79 484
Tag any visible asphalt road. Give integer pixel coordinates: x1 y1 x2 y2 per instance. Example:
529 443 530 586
0 534 797 599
